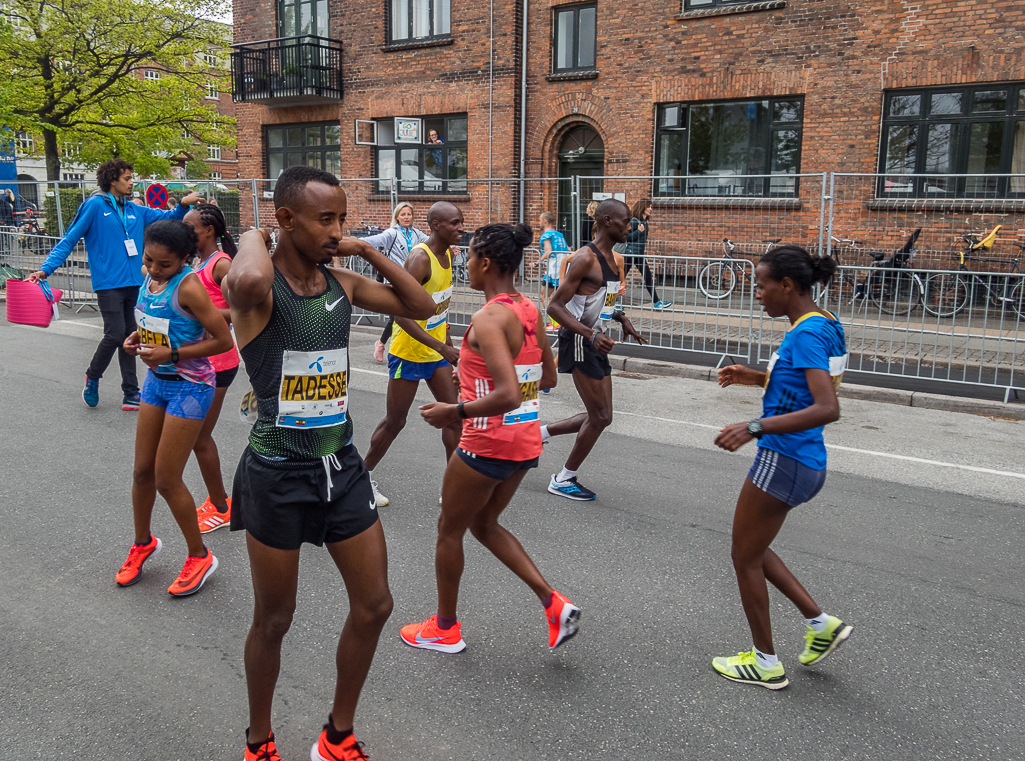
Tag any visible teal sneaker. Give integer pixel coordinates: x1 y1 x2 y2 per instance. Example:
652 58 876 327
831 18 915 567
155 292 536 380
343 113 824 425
799 616 853 666
83 374 99 407
712 649 789 690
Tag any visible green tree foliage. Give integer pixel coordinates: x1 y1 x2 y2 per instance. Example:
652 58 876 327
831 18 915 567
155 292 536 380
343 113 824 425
0 0 235 180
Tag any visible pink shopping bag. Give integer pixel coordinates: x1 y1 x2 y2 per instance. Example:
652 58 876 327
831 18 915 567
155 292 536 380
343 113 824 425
6 279 64 328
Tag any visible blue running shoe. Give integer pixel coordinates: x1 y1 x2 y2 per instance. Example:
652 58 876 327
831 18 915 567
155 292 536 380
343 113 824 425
122 393 141 411
83 375 99 407
653 300 673 310
548 474 597 501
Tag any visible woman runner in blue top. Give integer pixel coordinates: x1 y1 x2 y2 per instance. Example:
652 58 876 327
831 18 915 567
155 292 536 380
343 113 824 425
712 245 854 690
117 220 234 598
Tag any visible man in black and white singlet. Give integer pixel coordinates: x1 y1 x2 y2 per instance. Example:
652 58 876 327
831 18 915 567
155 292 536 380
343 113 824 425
544 199 648 502
223 166 434 761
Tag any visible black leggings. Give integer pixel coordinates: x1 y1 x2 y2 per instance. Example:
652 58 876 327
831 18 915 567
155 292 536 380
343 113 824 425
623 255 661 303
380 317 394 343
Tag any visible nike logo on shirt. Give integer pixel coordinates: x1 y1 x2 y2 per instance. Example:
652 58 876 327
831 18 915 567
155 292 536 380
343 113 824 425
104 212 112 216
325 298 344 311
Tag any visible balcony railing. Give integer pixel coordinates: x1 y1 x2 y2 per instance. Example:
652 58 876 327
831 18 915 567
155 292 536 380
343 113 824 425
231 35 343 107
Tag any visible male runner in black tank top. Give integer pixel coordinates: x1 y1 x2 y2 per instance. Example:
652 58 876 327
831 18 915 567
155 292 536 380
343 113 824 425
544 199 647 502
224 166 434 761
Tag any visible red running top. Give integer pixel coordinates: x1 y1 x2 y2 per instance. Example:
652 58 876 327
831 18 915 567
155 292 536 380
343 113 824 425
196 250 240 372
458 293 544 461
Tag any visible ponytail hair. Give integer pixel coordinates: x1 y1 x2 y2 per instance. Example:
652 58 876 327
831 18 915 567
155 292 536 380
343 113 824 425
192 203 237 257
471 223 533 275
760 245 836 293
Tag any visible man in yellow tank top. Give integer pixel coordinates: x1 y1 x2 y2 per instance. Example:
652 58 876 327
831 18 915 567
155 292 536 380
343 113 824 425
364 202 464 506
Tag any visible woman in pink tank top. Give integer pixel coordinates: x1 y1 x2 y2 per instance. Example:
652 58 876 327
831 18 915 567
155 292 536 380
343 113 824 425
184 204 239 533
399 223 582 656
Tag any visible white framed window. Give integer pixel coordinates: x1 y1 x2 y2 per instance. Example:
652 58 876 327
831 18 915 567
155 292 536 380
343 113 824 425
208 145 222 160
210 171 222 181
205 82 219 100
62 172 85 181
144 70 161 81
15 131 34 156
391 0 450 42
203 51 218 67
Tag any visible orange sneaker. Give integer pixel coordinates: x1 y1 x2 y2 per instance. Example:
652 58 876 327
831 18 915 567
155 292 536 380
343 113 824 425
198 497 231 533
399 615 466 653
312 726 370 761
167 549 218 597
115 535 162 587
244 730 282 761
545 590 580 649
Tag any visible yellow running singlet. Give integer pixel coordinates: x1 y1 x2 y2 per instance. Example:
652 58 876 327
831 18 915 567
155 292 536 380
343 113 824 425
389 242 453 364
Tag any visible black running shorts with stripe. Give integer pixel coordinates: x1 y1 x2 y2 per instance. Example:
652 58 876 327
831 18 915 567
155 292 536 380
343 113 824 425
557 327 612 380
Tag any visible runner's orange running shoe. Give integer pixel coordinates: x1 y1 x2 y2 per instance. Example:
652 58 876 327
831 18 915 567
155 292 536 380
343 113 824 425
115 535 162 587
311 726 370 761
197 497 231 533
244 730 282 761
399 615 466 653
167 550 218 597
545 590 581 649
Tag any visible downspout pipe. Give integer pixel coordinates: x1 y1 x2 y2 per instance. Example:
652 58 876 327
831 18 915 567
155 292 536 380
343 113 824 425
518 0 528 224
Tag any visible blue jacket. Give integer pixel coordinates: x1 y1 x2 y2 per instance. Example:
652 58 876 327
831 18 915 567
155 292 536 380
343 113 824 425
41 191 188 290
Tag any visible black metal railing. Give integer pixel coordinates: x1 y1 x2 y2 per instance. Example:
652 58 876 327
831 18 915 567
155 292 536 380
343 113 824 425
231 35 343 105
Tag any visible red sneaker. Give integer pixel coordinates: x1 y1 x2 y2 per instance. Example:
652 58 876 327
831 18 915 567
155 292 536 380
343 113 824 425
244 730 282 761
545 590 580 649
312 727 370 761
399 615 466 653
115 535 162 587
197 496 231 533
167 550 218 597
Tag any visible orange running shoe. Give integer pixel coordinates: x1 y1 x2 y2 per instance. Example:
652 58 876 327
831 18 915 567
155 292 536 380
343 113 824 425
198 497 231 533
311 726 370 761
244 730 282 761
115 535 162 587
167 550 218 597
399 615 466 653
545 590 580 649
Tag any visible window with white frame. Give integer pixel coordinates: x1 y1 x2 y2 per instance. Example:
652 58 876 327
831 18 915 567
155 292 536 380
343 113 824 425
206 82 219 100
210 172 223 181
144 70 161 81
203 51 218 67
390 0 450 43
15 131 34 156
374 114 467 193
208 145 222 160
62 172 85 182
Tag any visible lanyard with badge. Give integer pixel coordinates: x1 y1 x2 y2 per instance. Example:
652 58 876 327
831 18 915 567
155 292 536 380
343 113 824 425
108 193 139 257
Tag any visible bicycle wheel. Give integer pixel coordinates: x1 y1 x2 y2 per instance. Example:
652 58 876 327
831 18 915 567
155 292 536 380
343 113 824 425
870 270 922 315
1009 279 1025 320
698 261 737 299
922 273 969 318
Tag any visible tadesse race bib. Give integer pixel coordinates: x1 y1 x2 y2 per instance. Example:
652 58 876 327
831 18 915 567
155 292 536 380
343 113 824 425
276 348 348 429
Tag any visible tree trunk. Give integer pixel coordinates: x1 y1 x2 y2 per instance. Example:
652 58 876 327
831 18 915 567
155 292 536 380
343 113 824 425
43 129 61 182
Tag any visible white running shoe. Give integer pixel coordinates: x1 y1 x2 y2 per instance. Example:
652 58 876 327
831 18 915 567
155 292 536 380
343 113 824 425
371 480 389 507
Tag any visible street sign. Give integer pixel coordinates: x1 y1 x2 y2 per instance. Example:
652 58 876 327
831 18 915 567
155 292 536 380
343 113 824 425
146 184 168 209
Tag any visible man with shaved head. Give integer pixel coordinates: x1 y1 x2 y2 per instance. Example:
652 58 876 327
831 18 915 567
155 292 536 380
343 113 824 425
363 201 464 506
544 199 648 501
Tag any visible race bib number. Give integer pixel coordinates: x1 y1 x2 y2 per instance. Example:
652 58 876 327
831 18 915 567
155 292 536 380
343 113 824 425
276 348 348 429
599 281 620 322
239 386 259 425
135 308 170 347
502 363 542 425
829 353 849 391
426 285 452 330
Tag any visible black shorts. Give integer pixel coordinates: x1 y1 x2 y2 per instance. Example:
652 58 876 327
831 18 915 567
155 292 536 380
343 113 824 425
456 447 538 481
230 444 379 551
215 366 239 389
557 327 612 380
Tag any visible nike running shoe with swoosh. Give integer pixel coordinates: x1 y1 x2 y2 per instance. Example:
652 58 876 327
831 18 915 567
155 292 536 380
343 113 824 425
197 496 232 533
399 615 466 653
311 727 370 761
115 535 162 586
370 479 389 508
712 649 789 690
167 550 218 597
799 616 853 666
545 590 581 649
548 474 597 501
245 730 282 761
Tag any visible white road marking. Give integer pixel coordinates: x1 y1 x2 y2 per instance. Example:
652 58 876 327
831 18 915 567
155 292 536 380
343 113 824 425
351 366 389 377
60 320 103 329
615 410 1025 481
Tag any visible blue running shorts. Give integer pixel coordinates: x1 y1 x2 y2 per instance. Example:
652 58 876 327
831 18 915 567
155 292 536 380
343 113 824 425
387 354 450 382
141 370 215 420
747 447 827 508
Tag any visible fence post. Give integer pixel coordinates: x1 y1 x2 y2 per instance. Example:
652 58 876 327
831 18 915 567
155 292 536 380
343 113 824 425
53 181 65 237
825 172 836 260
389 176 397 210
571 175 580 250
816 171 827 257
251 180 260 229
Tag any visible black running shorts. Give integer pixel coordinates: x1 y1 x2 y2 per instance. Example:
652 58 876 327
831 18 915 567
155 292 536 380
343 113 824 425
557 327 612 380
231 444 379 551
456 447 539 481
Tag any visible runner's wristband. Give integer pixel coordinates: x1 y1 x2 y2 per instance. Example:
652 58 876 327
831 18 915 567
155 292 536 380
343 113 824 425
170 347 179 363
457 401 469 419
589 329 598 344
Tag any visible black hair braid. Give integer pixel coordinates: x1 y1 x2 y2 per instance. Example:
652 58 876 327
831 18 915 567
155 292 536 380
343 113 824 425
471 223 533 275
193 203 237 257
144 219 199 261
760 245 836 292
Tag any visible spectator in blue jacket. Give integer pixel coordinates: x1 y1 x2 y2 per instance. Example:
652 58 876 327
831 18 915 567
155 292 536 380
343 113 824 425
28 158 204 410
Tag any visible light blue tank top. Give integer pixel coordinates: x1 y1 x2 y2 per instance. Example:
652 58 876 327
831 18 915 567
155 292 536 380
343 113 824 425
135 266 215 386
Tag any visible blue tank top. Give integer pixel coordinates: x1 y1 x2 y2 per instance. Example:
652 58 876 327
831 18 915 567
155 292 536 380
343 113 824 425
135 266 215 386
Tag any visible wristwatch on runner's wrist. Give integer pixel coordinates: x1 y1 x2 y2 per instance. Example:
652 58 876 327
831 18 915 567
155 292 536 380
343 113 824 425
747 420 763 439
457 401 468 419
170 347 180 363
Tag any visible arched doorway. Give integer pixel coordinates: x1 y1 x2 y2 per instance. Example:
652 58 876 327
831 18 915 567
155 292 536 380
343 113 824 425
556 125 604 246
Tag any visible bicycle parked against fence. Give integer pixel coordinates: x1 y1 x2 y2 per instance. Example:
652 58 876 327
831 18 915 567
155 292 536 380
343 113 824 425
698 237 782 299
815 228 925 316
921 225 1025 319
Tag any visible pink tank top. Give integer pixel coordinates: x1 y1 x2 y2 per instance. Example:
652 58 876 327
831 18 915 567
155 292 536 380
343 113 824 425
196 250 240 372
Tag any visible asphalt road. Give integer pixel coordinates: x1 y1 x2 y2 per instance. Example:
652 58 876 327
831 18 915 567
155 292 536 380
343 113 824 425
1 315 1023 761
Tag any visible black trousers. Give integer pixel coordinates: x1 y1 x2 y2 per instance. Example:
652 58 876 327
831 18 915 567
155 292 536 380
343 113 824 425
86 286 140 395
623 255 661 303
380 316 395 343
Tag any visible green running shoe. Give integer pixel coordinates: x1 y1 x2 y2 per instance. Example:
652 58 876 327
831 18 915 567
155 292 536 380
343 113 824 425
712 649 789 690
799 616 854 666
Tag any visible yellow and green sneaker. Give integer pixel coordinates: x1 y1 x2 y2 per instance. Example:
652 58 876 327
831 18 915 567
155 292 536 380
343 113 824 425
799 616 853 666
712 649 789 690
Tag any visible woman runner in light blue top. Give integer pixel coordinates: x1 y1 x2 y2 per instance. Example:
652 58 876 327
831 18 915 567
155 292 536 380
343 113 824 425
711 245 854 691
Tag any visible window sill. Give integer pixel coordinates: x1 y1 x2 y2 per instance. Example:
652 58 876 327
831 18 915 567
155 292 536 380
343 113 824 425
381 36 454 53
653 196 801 210
370 193 472 202
867 197 1025 213
546 70 599 82
674 1 785 21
